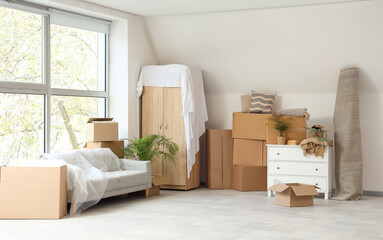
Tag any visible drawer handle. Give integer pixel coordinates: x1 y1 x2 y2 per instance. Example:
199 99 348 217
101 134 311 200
277 153 280 155
315 183 319 186
277 167 280 170
315 168 318 171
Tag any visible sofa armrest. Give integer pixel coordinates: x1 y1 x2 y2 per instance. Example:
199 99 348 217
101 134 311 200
120 159 152 188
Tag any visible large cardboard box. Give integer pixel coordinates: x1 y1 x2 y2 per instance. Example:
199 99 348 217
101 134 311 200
233 139 267 166
232 166 267 191
206 130 233 189
266 117 307 144
87 118 118 142
0 165 67 219
232 113 306 143
232 113 271 140
268 183 319 207
85 140 124 158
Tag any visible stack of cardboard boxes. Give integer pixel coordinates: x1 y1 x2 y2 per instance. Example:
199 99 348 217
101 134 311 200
84 118 124 158
232 112 307 191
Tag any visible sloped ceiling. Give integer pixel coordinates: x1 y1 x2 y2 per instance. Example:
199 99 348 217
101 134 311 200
82 0 365 16
144 0 381 94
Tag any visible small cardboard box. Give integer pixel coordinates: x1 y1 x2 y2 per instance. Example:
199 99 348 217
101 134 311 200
233 166 267 191
269 183 319 207
0 165 67 219
85 140 124 158
87 118 118 142
233 139 267 166
206 129 233 189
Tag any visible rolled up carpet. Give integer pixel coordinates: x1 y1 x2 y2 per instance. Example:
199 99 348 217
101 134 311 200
333 67 363 200
278 108 311 121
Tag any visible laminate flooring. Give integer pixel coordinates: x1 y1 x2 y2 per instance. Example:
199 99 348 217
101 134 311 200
1 188 382 240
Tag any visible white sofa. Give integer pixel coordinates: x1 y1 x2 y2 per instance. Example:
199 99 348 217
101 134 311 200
40 148 152 211
81 159 152 202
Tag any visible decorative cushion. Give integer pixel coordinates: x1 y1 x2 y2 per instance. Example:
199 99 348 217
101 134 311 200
240 94 251 112
248 91 276 114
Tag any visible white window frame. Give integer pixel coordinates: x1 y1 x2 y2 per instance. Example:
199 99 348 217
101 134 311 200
0 1 110 153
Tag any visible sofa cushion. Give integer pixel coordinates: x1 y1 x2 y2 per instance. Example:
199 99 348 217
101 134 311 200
103 170 149 192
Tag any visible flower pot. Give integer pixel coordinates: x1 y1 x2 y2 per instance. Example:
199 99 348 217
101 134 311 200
277 136 287 145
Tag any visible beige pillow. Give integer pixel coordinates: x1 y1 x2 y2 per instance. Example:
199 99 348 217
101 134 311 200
240 94 251 112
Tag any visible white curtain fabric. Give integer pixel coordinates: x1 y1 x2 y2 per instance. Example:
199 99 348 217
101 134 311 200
137 64 208 177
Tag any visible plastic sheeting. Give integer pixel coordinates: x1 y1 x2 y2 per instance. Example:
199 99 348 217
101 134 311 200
38 148 121 215
137 64 208 177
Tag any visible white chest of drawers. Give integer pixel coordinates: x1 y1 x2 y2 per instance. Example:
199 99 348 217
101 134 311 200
267 144 332 199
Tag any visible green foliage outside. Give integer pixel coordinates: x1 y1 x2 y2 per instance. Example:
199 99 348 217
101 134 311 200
123 134 179 162
0 7 104 164
266 114 292 137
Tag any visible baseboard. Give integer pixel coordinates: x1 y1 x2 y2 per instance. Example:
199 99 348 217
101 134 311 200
363 191 383 197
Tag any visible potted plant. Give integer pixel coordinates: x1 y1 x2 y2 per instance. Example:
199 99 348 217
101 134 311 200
122 134 179 197
123 134 179 162
266 114 292 145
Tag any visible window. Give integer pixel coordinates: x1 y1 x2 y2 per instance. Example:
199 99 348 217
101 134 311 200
0 3 110 163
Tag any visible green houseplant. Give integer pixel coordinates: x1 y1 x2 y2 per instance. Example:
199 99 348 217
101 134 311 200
122 134 179 162
266 114 292 145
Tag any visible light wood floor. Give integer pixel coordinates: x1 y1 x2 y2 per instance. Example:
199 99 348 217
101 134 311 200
1 188 382 240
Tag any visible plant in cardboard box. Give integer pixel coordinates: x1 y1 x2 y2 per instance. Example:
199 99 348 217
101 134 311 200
123 134 179 162
122 134 179 195
266 114 292 145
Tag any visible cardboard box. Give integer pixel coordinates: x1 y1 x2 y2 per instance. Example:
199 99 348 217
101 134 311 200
206 130 233 189
232 113 271 140
232 113 307 144
87 118 118 141
233 139 267 166
268 183 319 207
232 166 267 191
0 166 67 219
85 140 124 158
266 116 307 144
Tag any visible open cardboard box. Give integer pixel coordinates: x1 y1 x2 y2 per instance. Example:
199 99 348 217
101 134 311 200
87 118 118 142
269 183 319 207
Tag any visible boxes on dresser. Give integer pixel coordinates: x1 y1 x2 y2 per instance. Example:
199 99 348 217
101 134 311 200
267 144 332 199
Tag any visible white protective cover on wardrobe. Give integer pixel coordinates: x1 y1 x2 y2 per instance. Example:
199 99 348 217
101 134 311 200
136 64 208 177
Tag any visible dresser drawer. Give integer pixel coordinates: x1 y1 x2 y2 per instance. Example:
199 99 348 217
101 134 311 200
269 161 327 177
268 147 328 162
268 175 327 193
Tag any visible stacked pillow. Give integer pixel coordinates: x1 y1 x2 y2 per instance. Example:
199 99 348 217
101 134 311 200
248 91 276 114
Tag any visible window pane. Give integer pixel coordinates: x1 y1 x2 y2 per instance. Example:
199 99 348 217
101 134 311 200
50 24 106 91
50 96 105 153
0 7 42 83
0 94 44 164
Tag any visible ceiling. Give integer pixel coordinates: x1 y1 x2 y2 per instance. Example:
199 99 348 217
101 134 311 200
82 0 365 16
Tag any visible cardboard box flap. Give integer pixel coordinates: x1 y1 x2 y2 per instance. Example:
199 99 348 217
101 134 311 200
268 184 290 193
291 185 319 196
87 118 113 123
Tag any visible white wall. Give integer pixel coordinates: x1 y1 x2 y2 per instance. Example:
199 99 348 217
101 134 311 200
145 0 383 191
110 16 157 140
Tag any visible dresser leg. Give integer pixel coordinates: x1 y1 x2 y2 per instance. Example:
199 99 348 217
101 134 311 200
268 190 272 197
325 193 329 200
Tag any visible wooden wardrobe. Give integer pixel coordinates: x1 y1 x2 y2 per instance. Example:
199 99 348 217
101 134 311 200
141 86 200 190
